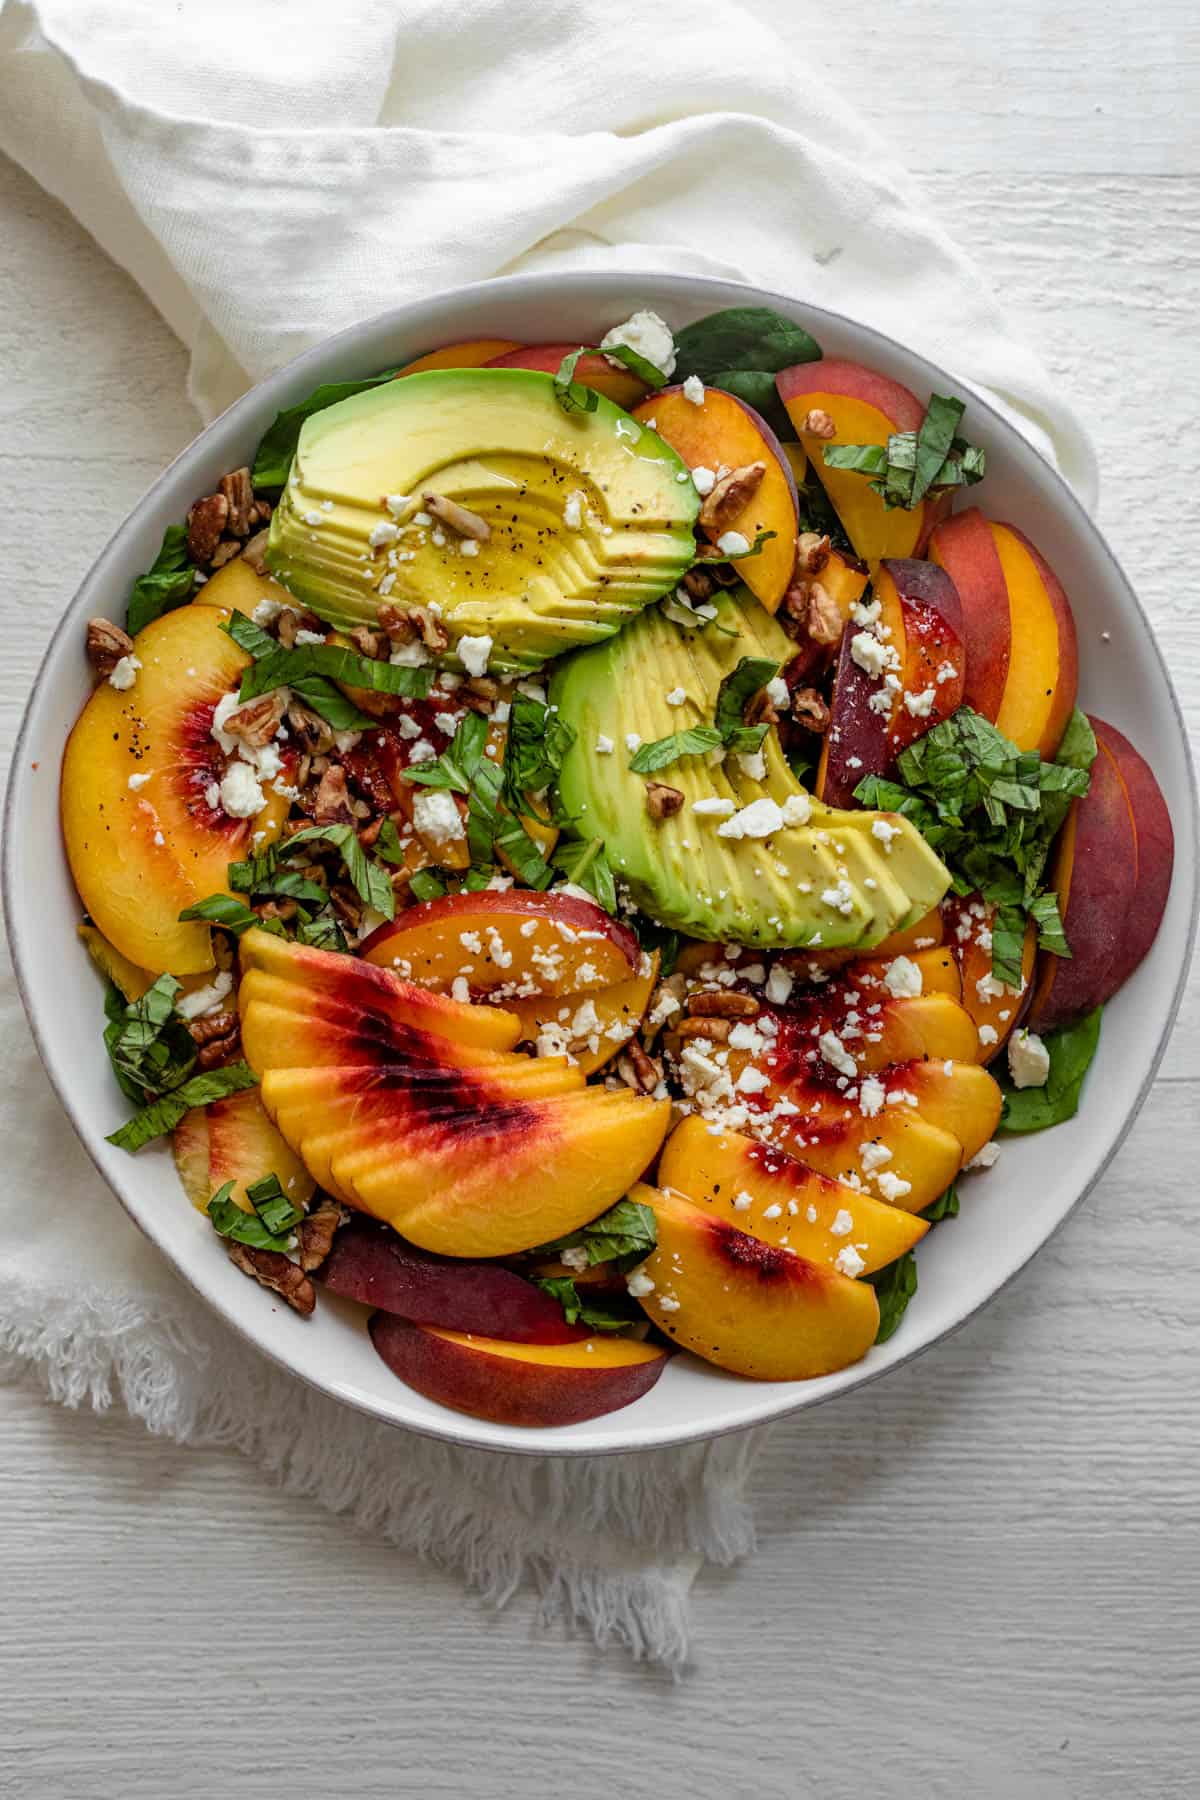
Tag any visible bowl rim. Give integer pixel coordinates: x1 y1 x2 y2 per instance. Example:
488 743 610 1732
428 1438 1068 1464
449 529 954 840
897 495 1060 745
6 266 1197 1457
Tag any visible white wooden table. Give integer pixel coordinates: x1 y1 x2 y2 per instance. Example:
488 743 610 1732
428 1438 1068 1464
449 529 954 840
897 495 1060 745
2 5 1198 1794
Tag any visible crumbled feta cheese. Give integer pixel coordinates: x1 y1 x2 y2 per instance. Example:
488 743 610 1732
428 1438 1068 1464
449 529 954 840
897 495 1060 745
761 1202 783 1220
691 465 716 496
682 375 705 405
830 1208 854 1237
732 1191 753 1212
624 732 642 753
450 976 471 1005
594 734 615 754
692 796 735 817
385 493 411 517
412 789 465 845
368 521 400 549
765 676 789 708
626 1267 656 1298
563 490 585 530
599 308 676 377
218 760 266 818
535 1022 570 1058
903 686 936 718
665 686 687 706
108 655 141 691
176 971 234 1021
835 1246 867 1278
293 628 328 647
821 879 855 917
457 634 493 678
717 530 750 557
126 770 151 791
978 1023 998 1047
876 1171 914 1204
966 1140 1001 1171
736 1065 770 1094
765 965 794 1006
736 749 766 782
395 715 422 740
390 639 431 667
658 1295 681 1312
558 1245 589 1273
859 1141 892 1174
859 1078 886 1118
935 660 957 684
851 631 891 678
251 596 287 626
871 818 900 849
882 955 923 998
819 1031 858 1078
1008 1028 1050 1089
781 793 811 827
717 797 785 840
434 711 460 737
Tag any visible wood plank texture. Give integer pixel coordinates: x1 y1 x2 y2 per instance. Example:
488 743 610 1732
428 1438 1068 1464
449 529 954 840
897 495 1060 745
1 5 1198 1794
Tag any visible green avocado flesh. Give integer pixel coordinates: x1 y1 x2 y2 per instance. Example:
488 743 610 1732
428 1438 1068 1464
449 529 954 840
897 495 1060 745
264 368 700 674
551 586 950 949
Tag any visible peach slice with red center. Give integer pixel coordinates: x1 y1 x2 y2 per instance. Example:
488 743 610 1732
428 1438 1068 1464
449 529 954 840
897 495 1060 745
397 339 523 375
1028 716 1173 1031
506 952 660 1077
631 1184 879 1380
658 1117 928 1274
369 1316 668 1428
628 385 800 612
360 889 640 999
484 343 648 409
172 1086 314 1214
61 603 291 976
776 359 949 566
943 894 1035 1062
319 1217 585 1344
928 509 1079 755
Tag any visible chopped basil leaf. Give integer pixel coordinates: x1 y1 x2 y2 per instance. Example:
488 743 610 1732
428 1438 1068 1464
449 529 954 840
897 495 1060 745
294 912 349 952
602 342 669 388
246 1173 306 1235
822 394 985 511
126 524 195 636
465 754 505 867
207 1180 295 1252
178 894 285 938
462 866 497 892
628 725 724 776
714 656 779 740
672 307 822 383
536 1198 657 1268
103 974 196 1104
408 869 448 902
553 347 600 416
251 370 401 489
401 712 488 793
503 694 576 810
910 394 967 505
108 1063 258 1152
280 823 396 921
1029 890 1070 959
373 817 407 865
533 1276 636 1333
222 613 279 661
867 1251 918 1343
549 835 618 914
921 1181 960 1223
492 814 553 889
998 1009 1102 1134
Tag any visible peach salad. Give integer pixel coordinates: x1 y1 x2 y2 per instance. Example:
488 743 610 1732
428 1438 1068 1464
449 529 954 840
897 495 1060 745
61 307 1174 1428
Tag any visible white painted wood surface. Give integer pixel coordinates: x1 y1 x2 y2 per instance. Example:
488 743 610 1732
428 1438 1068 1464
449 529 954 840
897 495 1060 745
2 5 1198 1794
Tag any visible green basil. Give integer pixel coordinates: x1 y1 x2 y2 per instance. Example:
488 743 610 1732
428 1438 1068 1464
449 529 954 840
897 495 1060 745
714 656 779 740
628 725 724 776
246 1173 306 1236
108 1063 258 1152
408 870 448 902
207 1180 295 1252
533 1276 637 1333
602 343 670 388
103 974 196 1104
822 394 986 512
553 348 600 416
549 835 618 914
280 824 396 920
536 1199 658 1268
178 894 284 938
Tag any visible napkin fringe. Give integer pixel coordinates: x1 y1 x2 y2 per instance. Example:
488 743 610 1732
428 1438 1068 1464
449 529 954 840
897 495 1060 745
0 1277 760 1671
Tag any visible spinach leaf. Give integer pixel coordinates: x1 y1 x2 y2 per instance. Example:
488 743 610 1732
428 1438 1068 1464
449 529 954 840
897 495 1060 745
868 1251 918 1343
672 307 822 383
703 369 796 445
536 1199 658 1268
921 1182 960 1223
553 347 600 416
998 1009 1102 1134
533 1276 636 1333
251 371 401 488
108 1063 258 1152
126 525 195 635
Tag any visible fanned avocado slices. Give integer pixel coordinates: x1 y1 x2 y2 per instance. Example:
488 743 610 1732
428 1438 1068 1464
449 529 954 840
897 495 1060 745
551 585 950 949
265 368 700 673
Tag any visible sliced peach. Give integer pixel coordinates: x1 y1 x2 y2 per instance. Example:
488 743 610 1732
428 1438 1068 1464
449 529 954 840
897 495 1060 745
780 1107 962 1213
78 923 155 1002
61 604 290 976
507 952 659 1076
630 385 799 611
927 508 1012 722
884 1059 1002 1161
658 1117 928 1274
846 942 961 999
238 927 522 1052
319 1217 585 1344
359 889 640 998
944 895 1035 1062
369 1316 667 1428
791 905 946 976
194 555 291 619
633 1185 878 1380
777 359 945 565
484 344 647 409
1088 718 1174 1003
397 339 522 375
172 1085 314 1214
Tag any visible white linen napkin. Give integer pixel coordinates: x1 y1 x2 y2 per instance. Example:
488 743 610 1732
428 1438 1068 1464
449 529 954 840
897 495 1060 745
0 0 1096 1670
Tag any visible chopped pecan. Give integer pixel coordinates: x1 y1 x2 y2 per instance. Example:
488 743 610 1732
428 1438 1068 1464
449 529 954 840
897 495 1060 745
255 897 299 923
347 624 389 660
223 691 286 749
804 581 844 647
313 764 356 826
687 990 761 1019
745 686 779 727
329 883 364 931
458 688 494 715
674 1015 732 1043
423 492 491 541
225 1240 315 1316
188 1011 242 1070
241 528 271 575
357 816 384 849
680 565 717 602
277 607 323 649
642 973 686 1042
219 467 255 537
795 531 831 575
698 461 766 533
210 541 242 570
645 781 685 820
298 1198 348 1273
86 616 135 677
250 498 273 525
800 408 836 439
378 602 448 653
618 1040 662 1094
791 687 831 733
186 492 230 565
466 675 501 702
286 699 336 756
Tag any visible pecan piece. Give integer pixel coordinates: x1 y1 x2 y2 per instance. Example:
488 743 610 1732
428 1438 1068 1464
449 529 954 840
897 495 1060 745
286 699 335 755
698 461 766 533
225 1240 315 1316
276 607 324 649
186 492 230 565
378 602 448 653
791 687 831 733
347 624 389 660
800 408 836 439
645 781 685 820
804 581 844 647
298 1199 348 1273
329 883 364 932
423 493 491 541
210 540 243 570
188 1011 242 1070
241 528 271 575
674 1015 732 1043
313 764 356 826
86 616 135 677
617 1040 662 1094
680 565 717 602
795 531 831 575
219 467 255 537
688 990 761 1019
223 691 287 749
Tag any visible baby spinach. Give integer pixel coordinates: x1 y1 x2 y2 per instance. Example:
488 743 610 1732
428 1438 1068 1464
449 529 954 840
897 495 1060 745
534 1276 637 1333
126 524 195 635
998 1009 1102 1134
536 1199 658 1269
868 1252 919 1344
672 307 822 384
251 370 402 488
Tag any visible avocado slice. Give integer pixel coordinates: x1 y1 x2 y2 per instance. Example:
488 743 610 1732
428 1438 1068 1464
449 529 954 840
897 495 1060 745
265 368 699 673
551 586 950 949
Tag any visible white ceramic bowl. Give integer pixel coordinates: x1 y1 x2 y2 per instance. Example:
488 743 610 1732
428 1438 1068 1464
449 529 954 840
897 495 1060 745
6 272 1196 1456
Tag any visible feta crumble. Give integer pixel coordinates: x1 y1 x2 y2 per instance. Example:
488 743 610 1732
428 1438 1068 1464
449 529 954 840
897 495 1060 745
412 789 466 845
691 466 716 496
108 655 141 691
1008 1028 1050 1089
682 375 705 405
176 971 234 1021
835 1246 866 1278
599 309 676 378
457 634 493 678
882 955 923 998
717 530 750 557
